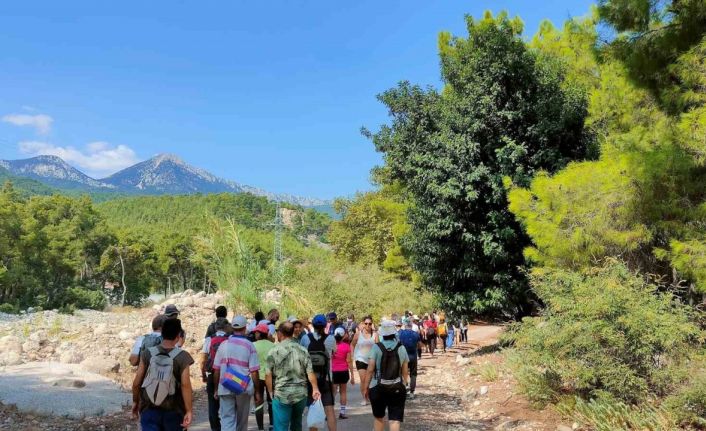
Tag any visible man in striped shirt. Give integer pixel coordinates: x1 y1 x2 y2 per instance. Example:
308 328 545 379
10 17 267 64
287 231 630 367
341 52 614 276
213 315 262 431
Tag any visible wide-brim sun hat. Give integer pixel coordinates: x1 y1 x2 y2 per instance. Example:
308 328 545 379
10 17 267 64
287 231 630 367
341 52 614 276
379 320 398 337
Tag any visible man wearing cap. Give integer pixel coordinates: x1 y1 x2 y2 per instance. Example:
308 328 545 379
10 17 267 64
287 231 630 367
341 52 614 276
164 304 180 319
301 314 337 431
363 320 410 431
398 319 421 399
266 322 321 431
201 317 230 431
213 316 262 431
253 323 274 431
326 312 343 337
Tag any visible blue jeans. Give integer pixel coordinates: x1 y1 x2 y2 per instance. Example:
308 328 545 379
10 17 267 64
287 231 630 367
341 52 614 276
272 397 307 431
140 408 184 431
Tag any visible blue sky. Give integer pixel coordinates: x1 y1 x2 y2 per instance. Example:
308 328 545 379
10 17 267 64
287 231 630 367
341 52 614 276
0 1 594 199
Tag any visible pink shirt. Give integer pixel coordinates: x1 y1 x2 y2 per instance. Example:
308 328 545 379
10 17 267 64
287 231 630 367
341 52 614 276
331 341 351 372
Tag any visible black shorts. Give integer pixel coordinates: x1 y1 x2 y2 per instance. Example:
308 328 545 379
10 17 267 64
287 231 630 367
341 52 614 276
332 371 350 384
408 359 418 377
355 360 368 370
308 380 335 407
369 386 406 422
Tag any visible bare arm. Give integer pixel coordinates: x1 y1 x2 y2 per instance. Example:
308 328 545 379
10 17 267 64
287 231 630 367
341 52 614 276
199 352 208 382
131 359 146 418
180 367 193 428
213 368 220 399
251 370 262 404
347 350 355 385
266 372 274 397
401 361 409 386
129 353 140 367
362 359 376 399
307 372 321 400
350 332 359 352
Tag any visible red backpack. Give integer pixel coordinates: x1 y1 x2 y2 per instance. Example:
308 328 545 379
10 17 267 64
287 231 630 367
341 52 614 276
206 335 229 372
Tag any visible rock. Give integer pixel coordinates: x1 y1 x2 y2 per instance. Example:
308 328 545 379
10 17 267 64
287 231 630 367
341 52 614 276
93 323 109 335
59 350 83 364
473 400 481 406
183 289 195 296
557 426 573 431
201 301 216 310
0 335 23 355
0 351 23 366
194 291 206 298
181 296 195 307
22 339 41 353
479 385 489 396
53 378 86 388
118 330 133 340
495 420 526 431
81 357 120 374
29 330 48 344
152 304 161 312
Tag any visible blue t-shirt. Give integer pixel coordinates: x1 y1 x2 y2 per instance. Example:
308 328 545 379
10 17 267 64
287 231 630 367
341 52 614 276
398 329 420 361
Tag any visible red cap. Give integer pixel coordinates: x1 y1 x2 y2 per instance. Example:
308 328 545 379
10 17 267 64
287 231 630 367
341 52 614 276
254 323 270 334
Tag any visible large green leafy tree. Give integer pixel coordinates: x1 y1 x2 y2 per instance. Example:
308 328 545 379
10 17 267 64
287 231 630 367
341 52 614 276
366 12 594 315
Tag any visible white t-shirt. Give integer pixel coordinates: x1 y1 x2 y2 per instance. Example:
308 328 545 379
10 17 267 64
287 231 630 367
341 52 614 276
131 332 161 355
203 331 228 354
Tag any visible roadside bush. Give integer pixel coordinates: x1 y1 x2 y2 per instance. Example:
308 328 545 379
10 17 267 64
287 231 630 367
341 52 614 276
0 303 18 314
510 261 701 405
65 287 107 310
664 368 706 428
556 394 676 431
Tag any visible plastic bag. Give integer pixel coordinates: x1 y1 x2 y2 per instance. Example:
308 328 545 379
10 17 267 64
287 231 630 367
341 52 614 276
306 399 326 429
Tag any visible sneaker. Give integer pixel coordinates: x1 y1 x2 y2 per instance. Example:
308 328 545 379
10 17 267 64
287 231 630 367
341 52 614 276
360 400 368 406
408 393 415 400
339 414 349 419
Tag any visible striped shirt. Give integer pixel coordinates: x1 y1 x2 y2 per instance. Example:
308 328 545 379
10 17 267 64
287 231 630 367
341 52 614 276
213 335 260 396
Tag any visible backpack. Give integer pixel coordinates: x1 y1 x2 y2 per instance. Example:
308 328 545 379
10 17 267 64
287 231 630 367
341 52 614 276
376 342 405 394
438 323 447 337
206 335 229 372
141 346 182 406
139 333 163 357
307 333 330 382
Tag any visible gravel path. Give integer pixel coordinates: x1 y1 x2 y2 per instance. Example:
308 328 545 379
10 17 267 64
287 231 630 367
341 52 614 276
0 362 130 418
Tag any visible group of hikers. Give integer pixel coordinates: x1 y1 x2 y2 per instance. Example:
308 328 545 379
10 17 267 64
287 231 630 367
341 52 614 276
130 303 469 431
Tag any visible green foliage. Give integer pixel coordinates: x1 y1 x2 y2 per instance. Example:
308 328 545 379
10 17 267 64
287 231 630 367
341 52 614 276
597 0 706 112
664 367 706 428
366 10 594 315
511 262 701 405
328 187 413 279
0 303 18 314
557 394 676 431
64 287 107 310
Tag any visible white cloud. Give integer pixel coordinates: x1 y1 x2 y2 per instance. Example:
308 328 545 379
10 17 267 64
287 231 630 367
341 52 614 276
2 113 53 135
19 141 139 178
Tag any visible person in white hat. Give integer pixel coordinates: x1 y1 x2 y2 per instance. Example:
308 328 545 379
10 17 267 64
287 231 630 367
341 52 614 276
362 320 409 431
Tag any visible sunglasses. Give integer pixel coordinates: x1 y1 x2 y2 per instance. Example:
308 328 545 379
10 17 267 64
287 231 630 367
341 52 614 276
363 322 372 325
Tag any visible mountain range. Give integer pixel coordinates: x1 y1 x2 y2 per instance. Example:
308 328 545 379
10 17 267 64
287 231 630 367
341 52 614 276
0 153 329 207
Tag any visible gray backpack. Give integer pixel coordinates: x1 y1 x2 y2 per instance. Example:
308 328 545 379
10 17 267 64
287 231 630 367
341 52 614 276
142 346 181 406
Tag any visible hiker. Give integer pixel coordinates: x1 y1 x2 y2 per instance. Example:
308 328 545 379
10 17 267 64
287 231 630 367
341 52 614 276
206 305 229 338
130 314 165 366
288 316 306 341
164 304 180 319
212 315 262 431
422 315 437 356
438 317 448 353
253 323 275 431
300 314 337 431
131 318 194 431
460 318 469 343
247 310 265 335
411 315 422 359
362 320 410 431
331 327 355 419
398 319 421 399
266 322 322 431
201 317 230 431
350 315 378 405
326 312 342 336
266 309 280 337
343 313 357 342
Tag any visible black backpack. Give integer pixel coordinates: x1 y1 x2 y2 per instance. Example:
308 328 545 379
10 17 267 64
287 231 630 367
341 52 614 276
376 342 405 394
307 333 330 382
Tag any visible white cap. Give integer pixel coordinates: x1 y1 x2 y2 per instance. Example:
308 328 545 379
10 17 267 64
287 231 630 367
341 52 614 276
334 327 345 337
378 320 397 337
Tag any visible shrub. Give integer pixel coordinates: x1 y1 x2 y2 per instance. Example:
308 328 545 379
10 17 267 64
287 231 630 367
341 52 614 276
556 394 675 431
0 303 18 314
65 287 107 310
510 261 702 405
664 368 706 428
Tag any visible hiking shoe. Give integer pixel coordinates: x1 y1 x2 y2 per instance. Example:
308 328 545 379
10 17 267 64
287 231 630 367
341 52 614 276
408 393 415 400
339 414 349 419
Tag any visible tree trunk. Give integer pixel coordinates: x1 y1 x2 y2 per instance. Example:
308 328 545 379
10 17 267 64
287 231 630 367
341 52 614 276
119 250 127 307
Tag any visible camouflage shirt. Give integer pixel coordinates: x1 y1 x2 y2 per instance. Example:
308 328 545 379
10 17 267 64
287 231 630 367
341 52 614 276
266 338 313 404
